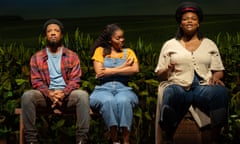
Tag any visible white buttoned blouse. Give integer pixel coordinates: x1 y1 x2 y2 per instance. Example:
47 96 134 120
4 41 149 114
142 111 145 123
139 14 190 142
155 38 225 87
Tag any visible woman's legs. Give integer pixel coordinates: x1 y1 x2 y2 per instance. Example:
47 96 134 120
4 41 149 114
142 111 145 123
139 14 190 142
90 82 138 143
90 88 119 142
192 84 229 142
122 127 130 144
110 126 118 142
114 89 138 143
160 85 193 141
90 89 117 127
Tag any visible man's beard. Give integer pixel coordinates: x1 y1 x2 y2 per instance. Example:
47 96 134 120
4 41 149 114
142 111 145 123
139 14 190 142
47 40 62 50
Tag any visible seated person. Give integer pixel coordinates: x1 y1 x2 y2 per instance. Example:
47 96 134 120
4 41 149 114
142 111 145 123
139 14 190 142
21 19 89 144
89 23 139 144
154 2 229 144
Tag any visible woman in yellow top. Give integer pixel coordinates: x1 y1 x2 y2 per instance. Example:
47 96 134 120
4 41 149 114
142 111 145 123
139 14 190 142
90 23 139 144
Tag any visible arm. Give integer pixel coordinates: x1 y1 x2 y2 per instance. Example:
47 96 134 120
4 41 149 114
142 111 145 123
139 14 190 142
94 58 139 78
62 52 81 96
156 62 179 81
111 49 139 76
30 54 51 98
94 48 139 78
209 70 225 86
156 67 170 81
105 58 139 76
208 40 225 86
155 41 172 81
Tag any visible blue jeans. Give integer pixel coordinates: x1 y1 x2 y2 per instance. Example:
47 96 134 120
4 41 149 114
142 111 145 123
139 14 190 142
160 75 229 129
90 81 138 131
21 89 90 143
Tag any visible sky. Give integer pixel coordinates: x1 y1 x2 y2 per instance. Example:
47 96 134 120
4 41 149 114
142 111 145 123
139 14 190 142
0 0 240 19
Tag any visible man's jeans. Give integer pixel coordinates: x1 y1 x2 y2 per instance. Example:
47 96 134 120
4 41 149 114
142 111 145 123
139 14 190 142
21 89 90 143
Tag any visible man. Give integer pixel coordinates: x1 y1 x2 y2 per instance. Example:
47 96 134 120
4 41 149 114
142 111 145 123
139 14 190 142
21 19 89 144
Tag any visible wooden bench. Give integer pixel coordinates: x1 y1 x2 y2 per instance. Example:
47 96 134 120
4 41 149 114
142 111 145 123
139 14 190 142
16 108 211 144
173 112 211 144
15 108 98 144
15 108 24 144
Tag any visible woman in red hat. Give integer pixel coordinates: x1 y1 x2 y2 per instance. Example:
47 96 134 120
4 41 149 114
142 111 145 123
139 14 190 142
155 2 228 144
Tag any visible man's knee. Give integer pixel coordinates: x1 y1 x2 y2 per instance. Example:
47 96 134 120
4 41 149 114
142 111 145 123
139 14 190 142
22 90 38 104
74 89 89 102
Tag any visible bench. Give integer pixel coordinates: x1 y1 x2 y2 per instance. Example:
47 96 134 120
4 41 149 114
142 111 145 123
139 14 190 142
16 108 211 144
15 108 24 144
15 108 98 144
173 112 211 144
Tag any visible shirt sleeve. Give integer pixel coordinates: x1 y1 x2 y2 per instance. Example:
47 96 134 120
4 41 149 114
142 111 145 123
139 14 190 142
126 48 138 63
63 52 81 96
154 41 171 73
208 40 225 70
30 53 50 97
92 47 104 63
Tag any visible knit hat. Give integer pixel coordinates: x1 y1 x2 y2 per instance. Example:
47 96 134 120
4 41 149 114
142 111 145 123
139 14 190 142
43 19 64 35
175 2 203 23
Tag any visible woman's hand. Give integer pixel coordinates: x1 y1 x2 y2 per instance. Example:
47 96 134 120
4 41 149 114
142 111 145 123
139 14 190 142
209 77 225 86
209 71 225 86
124 58 134 66
166 62 181 73
156 62 181 81
117 58 134 69
95 68 105 78
167 63 175 72
94 57 138 78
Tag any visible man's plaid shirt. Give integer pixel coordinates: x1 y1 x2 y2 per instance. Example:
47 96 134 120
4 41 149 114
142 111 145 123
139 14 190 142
30 47 82 97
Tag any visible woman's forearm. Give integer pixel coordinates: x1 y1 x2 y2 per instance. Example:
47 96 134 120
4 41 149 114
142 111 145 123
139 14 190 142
105 63 139 76
156 68 170 81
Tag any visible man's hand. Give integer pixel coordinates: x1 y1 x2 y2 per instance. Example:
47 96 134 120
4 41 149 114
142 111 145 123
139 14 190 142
48 90 64 108
48 90 56 102
54 90 65 101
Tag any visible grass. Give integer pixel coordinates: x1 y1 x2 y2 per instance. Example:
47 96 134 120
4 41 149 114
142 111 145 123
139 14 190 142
1 14 240 49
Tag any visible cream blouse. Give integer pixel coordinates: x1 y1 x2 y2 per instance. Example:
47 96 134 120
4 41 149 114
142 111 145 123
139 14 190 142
155 38 225 87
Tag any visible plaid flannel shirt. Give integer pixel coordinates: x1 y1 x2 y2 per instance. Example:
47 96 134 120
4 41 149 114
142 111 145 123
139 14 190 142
30 47 82 97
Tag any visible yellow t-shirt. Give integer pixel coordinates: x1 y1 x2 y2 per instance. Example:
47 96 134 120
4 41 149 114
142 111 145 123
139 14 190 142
92 47 138 63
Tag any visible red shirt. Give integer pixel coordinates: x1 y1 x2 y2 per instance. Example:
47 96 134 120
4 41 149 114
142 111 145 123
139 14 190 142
30 47 82 97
